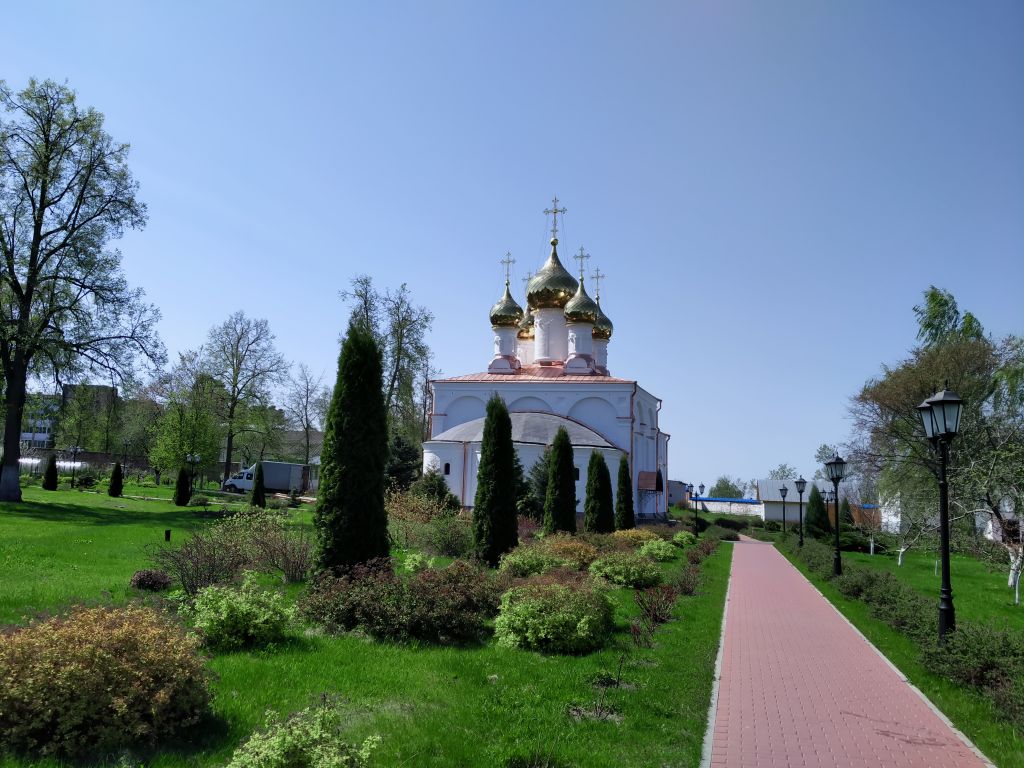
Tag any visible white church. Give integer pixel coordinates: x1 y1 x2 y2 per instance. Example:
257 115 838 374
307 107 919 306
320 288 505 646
423 202 670 520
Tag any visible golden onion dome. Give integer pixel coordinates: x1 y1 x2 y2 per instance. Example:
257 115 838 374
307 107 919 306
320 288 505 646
489 281 524 327
564 276 600 324
593 298 614 340
517 310 535 340
527 238 578 309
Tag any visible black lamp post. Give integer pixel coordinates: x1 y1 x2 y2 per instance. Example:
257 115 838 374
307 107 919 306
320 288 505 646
68 446 82 488
696 482 704 537
824 455 848 576
918 386 964 640
780 483 788 535
795 476 807 547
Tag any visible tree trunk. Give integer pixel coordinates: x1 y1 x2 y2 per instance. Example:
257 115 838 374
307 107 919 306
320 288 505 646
0 364 28 502
1009 550 1022 590
898 547 906 566
222 401 237 482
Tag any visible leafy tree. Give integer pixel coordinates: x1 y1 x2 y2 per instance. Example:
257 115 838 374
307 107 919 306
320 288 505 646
385 433 421 491
149 353 223 483
315 322 390 569
283 364 329 464
708 475 745 499
42 454 58 491
205 312 288 482
812 444 839 479
232 402 288 467
473 394 518 565
410 466 460 511
250 462 266 508
108 462 123 498
767 463 797 481
804 485 831 537
615 454 635 530
913 285 984 348
543 427 576 534
173 467 190 507
584 452 614 533
0 80 164 502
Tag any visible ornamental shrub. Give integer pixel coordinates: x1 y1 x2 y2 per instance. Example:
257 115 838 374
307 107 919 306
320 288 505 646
108 461 124 497
639 538 677 562
920 621 1024 691
42 453 58 490
425 512 473 557
189 494 211 507
499 545 567 577
473 394 519 565
583 451 615 533
148 526 250 596
226 698 380 768
589 552 662 588
704 524 739 541
410 467 461 512
672 531 696 548
635 584 678 624
402 551 433 573
187 572 294 651
611 528 659 547
495 582 614 654
130 568 172 591
174 467 191 506
0 606 210 757
614 454 635 530
673 564 702 596
539 534 599 569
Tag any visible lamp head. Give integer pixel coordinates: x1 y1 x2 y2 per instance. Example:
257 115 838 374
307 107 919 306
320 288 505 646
824 454 847 483
794 476 807 494
699 483 705 495
780 484 788 499
924 387 963 440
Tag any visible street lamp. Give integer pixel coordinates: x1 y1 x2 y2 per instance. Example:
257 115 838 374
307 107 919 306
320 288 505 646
824 454 848 576
779 483 788 535
68 446 82 488
186 453 201 495
918 385 964 640
795 476 807 547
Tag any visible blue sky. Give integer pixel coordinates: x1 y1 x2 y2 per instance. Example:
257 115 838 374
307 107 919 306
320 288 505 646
7 1 1023 487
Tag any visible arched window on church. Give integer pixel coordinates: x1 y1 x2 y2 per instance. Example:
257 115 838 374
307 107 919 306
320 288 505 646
443 462 451 476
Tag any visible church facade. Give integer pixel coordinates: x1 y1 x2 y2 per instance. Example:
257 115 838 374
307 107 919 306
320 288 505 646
423 212 670 520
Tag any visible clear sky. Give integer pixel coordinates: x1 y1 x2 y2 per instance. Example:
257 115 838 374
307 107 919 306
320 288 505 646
6 1 1023 488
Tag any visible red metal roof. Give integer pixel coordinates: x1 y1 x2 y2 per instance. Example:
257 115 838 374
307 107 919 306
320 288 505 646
436 365 633 384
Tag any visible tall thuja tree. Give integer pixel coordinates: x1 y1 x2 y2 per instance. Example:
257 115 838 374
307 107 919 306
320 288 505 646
804 485 830 537
250 461 266 508
615 454 635 530
42 453 58 491
108 462 123 498
584 452 615 533
173 467 190 506
315 322 390 569
543 427 577 534
0 80 165 502
473 394 518 565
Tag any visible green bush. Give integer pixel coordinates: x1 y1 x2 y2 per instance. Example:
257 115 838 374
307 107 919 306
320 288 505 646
499 545 567 577
42 454 58 491
639 538 677 562
425 512 473 557
611 528 660 547
763 520 781 532
402 552 433 573
187 572 294 651
921 621 1024 691
713 517 749 532
539 534 599 569
672 531 696 548
226 698 380 768
0 606 210 757
704 524 739 541
589 552 662 588
189 494 210 507
410 467 461 511
495 582 614 654
108 461 123 497
130 568 172 591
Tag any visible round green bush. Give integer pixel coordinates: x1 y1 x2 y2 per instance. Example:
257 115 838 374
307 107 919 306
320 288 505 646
188 572 294 650
588 552 662 588
639 538 677 562
495 583 613 654
671 531 696 547
498 545 567 577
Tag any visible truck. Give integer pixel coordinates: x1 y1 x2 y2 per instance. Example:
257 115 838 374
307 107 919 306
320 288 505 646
222 461 311 494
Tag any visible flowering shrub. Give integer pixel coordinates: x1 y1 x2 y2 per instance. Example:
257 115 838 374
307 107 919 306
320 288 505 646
227 697 380 768
588 552 662 588
639 538 677 562
539 535 599 569
0 606 210 756
495 582 614 654
187 572 294 651
672 531 696 548
499 545 567 577
130 568 172 591
611 528 660 547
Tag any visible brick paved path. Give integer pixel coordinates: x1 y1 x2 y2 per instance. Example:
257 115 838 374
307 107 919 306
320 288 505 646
707 538 989 768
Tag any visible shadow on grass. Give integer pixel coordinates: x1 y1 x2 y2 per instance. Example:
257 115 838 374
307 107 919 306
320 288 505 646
0 499 203 528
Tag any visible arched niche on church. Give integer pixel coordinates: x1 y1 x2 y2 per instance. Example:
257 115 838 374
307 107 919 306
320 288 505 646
443 395 487 430
567 397 619 444
507 395 552 414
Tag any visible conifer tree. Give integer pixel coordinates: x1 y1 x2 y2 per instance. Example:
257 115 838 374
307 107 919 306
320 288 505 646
615 454 635 530
410 466 460 511
543 427 577 534
108 462 124 498
804 485 831 537
584 451 615 533
42 454 58 491
839 497 854 530
315 322 390 569
173 467 190 506
250 461 266 508
473 394 518 565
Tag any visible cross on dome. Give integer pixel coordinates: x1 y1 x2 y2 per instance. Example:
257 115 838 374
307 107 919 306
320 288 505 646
543 196 567 241
500 251 515 283
591 267 606 300
573 247 591 280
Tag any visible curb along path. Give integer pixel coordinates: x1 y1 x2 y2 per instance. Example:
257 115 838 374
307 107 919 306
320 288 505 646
706 537 989 768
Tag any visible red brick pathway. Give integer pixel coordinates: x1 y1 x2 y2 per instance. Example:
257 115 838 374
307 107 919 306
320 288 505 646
708 538 989 767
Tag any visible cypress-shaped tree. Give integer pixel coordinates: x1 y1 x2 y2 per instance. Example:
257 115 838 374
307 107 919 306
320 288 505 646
543 427 577 534
804 485 831 537
173 467 190 506
614 454 635 530
250 461 266 508
583 452 615 533
473 394 519 565
315 322 390 570
42 454 58 491
108 462 124 498
385 434 421 491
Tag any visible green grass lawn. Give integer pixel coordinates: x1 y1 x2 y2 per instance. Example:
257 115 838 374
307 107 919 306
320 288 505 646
777 543 1024 768
0 490 732 767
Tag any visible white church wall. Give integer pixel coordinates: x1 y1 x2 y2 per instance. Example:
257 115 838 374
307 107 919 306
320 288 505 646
507 395 553 412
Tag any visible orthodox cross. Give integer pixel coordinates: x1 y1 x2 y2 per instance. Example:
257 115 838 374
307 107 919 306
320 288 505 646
521 271 533 288
500 251 515 283
573 246 591 279
543 196 567 240
591 267 606 299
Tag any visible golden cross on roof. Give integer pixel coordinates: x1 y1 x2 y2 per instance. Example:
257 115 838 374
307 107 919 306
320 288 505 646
521 270 533 287
573 246 591 279
591 267 606 300
543 195 567 240
500 251 515 283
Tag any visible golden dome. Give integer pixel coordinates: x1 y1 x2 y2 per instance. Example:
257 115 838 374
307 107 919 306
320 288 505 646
527 238 578 309
564 276 600 324
517 310 535 340
593 298 614 339
489 281 524 327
